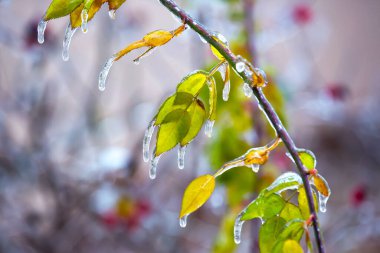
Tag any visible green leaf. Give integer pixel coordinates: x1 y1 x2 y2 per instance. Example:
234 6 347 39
108 0 126 10
241 193 285 221
278 219 305 242
280 203 303 222
155 92 193 125
176 71 208 96
155 109 190 156
83 0 95 10
207 77 217 120
264 172 303 196
298 149 316 170
259 216 287 253
273 240 304 253
180 174 215 218
45 0 83 20
180 99 206 146
298 186 318 220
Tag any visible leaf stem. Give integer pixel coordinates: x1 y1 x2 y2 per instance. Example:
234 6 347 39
158 1 325 252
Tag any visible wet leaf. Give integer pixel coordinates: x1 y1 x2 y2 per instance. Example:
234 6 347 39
241 193 285 221
155 92 193 125
298 186 318 219
265 172 303 196
180 174 215 218
280 203 303 222
180 99 206 146
210 35 228 60
259 216 287 253
207 77 217 120
45 0 83 20
70 0 105 28
278 219 305 242
108 0 126 10
155 109 191 156
143 30 174 47
176 71 208 96
298 149 316 170
313 174 330 197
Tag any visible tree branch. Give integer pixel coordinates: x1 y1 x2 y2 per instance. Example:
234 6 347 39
158 0 325 252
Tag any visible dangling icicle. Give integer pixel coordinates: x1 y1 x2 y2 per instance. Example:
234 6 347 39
149 152 161 180
318 193 329 213
108 10 116 20
179 214 188 228
62 23 78 61
143 120 156 162
250 164 260 173
98 55 116 91
243 83 253 98
133 47 156 65
177 145 186 170
218 63 227 81
234 212 245 244
204 120 215 138
81 9 89 33
37 19 47 44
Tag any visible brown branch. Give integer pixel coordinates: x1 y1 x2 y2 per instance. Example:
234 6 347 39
158 0 325 252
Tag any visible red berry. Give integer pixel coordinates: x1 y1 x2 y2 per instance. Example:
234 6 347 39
292 4 313 25
325 84 348 101
350 185 367 207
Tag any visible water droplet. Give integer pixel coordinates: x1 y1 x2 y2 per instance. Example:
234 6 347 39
223 80 231 101
234 212 245 244
149 152 161 180
204 120 215 138
177 145 186 170
236 61 245 73
179 215 188 228
37 19 47 44
216 33 228 44
243 83 253 97
198 34 207 43
81 9 89 33
98 55 116 91
133 58 140 65
143 120 156 162
251 164 260 173
108 10 116 20
318 193 329 213
62 23 78 61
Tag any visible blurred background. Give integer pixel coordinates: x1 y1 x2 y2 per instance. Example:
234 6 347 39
0 0 380 252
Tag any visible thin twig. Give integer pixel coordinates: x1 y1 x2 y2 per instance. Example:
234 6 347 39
158 0 325 252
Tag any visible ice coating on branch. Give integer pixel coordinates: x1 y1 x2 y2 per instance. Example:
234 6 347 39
62 23 78 61
198 34 207 43
319 193 329 213
81 9 88 33
149 153 161 180
143 120 156 162
108 10 116 19
179 214 188 228
266 172 303 193
177 145 186 170
254 67 268 87
251 164 260 173
37 19 47 44
98 55 116 91
243 83 253 97
236 61 245 73
205 120 215 138
234 212 245 244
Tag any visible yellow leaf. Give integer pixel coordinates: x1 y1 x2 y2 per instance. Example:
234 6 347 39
70 0 106 28
180 174 215 218
283 240 303 253
313 175 330 197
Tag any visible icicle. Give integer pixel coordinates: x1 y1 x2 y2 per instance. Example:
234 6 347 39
223 80 231 101
81 9 89 33
318 193 328 213
198 34 207 43
179 214 188 228
243 83 253 98
62 23 78 61
204 120 215 138
235 61 245 73
37 19 47 44
98 55 116 91
108 10 116 19
234 212 245 244
177 145 186 170
251 164 260 173
218 63 227 81
149 153 161 180
143 120 156 162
